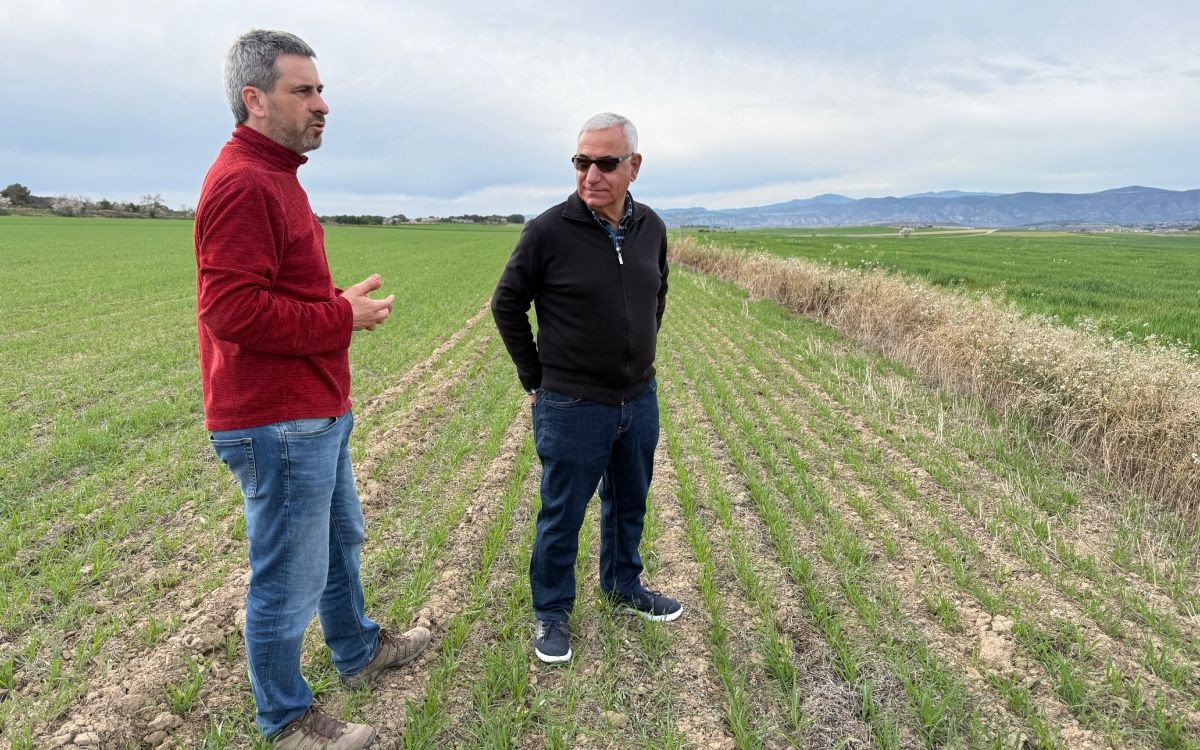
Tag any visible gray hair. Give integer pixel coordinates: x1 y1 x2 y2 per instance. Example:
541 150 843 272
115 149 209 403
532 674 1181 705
579 112 638 153
223 29 316 124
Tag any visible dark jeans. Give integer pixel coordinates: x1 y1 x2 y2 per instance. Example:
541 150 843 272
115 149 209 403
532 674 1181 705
530 380 659 621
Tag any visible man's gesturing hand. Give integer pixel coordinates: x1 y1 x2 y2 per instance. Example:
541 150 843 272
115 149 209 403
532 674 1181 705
341 274 395 331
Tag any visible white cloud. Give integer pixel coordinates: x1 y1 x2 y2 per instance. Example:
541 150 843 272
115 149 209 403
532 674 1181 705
4 0 1200 213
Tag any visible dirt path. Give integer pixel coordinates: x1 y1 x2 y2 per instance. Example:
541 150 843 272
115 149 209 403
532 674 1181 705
640 414 740 749
351 406 531 742
661 349 880 749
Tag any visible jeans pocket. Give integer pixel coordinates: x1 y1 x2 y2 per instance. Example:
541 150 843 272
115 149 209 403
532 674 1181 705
210 437 257 499
538 388 582 408
280 416 337 436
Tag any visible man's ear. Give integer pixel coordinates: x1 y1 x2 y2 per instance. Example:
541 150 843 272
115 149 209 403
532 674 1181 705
242 86 268 119
630 153 642 181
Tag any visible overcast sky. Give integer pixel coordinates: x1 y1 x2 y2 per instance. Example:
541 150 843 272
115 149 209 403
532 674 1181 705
5 1 1200 217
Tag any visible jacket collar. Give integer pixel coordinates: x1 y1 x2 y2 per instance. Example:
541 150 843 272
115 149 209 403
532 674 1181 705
563 191 646 224
230 124 309 173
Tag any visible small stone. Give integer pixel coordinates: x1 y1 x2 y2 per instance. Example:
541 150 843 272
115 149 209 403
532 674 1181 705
74 731 101 746
602 710 629 728
50 733 74 748
186 632 223 653
144 730 168 746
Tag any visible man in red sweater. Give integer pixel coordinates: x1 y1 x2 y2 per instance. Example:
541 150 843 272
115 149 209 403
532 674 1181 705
195 29 429 749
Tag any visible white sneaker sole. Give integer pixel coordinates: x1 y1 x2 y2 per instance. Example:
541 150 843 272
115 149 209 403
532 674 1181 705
535 646 572 663
623 604 683 623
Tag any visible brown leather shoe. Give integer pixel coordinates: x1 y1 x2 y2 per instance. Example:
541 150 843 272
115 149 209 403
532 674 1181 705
342 626 431 689
273 707 375 749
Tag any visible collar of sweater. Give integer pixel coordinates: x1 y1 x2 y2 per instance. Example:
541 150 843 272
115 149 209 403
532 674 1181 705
231 124 309 173
563 191 646 225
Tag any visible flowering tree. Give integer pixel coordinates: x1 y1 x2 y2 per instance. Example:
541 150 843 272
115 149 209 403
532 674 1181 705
50 196 86 216
139 193 166 218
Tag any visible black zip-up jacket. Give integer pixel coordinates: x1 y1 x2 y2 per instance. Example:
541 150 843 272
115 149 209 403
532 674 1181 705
491 192 669 405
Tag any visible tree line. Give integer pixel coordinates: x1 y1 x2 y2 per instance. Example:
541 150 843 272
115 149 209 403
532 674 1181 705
318 213 525 226
1 183 186 218
2 183 524 226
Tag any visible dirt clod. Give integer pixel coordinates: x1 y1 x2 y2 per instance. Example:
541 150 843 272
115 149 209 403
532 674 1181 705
147 711 183 732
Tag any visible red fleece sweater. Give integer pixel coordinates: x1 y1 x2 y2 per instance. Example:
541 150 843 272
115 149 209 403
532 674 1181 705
194 125 353 431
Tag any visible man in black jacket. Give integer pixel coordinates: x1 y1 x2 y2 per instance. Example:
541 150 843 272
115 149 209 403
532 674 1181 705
492 112 682 663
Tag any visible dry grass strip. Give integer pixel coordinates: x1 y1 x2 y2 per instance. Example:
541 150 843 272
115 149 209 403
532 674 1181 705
671 235 1200 518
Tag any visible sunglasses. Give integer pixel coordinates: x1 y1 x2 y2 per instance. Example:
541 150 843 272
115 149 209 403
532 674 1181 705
571 153 633 173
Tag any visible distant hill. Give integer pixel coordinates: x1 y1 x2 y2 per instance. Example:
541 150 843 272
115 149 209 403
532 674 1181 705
902 190 1001 200
655 185 1200 229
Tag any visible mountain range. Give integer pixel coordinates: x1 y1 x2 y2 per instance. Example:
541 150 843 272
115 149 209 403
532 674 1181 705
654 186 1200 229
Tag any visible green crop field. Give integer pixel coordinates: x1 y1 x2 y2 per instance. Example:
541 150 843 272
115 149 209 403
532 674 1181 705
2 216 1198 749
684 228 1200 350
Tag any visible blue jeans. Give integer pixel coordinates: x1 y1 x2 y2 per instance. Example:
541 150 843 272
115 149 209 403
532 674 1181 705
209 410 380 737
530 381 659 621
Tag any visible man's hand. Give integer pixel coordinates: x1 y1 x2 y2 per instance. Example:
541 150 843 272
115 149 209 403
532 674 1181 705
341 274 395 331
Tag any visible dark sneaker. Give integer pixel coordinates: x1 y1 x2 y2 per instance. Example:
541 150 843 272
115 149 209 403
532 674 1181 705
534 619 572 663
617 589 683 622
342 626 431 689
274 706 376 749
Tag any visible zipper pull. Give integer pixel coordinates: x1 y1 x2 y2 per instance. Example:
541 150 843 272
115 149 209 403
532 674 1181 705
616 244 624 264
